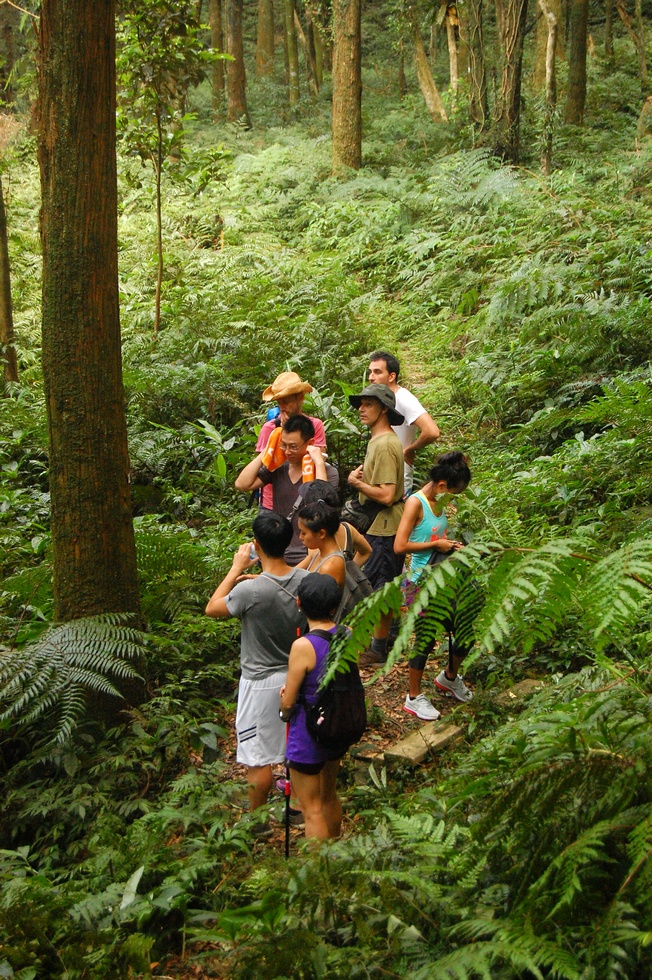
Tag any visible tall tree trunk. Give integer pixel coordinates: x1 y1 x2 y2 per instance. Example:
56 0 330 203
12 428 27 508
332 0 362 170
0 175 16 385
538 0 557 174
493 0 528 161
533 0 563 87
634 0 647 91
294 7 318 95
458 2 469 82
564 0 588 124
306 6 322 87
407 2 448 122
285 0 300 104
256 0 275 75
0 4 16 107
446 5 459 93
467 0 488 129
37 0 140 621
605 0 614 57
225 0 252 126
209 0 225 120
398 35 408 97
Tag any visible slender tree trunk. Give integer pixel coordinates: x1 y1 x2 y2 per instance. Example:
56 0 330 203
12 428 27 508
37 0 140 621
407 2 448 122
153 113 163 333
458 3 469 82
0 4 16 107
294 8 318 95
446 5 459 92
225 0 252 126
285 0 300 104
467 0 488 129
634 0 647 91
306 6 322 87
605 0 614 57
398 35 408 97
493 0 528 161
538 0 557 174
315 0 332 72
0 176 16 385
209 0 225 120
533 0 563 87
256 0 275 74
332 0 362 170
564 0 588 124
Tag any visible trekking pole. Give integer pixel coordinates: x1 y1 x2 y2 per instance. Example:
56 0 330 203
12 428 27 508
284 723 291 859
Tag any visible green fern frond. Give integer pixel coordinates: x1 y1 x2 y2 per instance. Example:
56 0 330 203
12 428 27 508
0 615 145 744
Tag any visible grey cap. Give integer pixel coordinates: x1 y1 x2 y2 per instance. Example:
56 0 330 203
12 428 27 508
349 384 405 426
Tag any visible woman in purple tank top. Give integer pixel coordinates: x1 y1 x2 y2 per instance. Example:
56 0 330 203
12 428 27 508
280 574 346 841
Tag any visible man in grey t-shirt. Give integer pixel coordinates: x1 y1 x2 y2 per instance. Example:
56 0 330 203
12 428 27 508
206 512 308 818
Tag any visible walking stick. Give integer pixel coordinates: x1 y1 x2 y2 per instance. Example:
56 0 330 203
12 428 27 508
284 722 291 859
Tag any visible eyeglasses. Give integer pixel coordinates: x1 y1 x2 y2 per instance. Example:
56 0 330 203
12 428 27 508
281 439 308 452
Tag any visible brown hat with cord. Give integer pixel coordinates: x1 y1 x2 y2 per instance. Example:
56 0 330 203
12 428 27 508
262 371 313 402
348 383 405 426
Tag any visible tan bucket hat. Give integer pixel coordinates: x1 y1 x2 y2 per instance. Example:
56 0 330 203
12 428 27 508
262 371 313 402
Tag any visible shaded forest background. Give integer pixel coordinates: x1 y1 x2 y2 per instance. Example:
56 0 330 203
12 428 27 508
2 0 652 976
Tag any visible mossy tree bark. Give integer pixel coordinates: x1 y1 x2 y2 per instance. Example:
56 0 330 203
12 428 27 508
37 0 140 622
407 1 448 123
564 0 589 124
538 0 557 174
209 0 225 119
0 3 16 107
467 0 488 129
0 175 16 386
332 0 362 170
256 0 275 75
285 0 300 104
533 0 563 88
225 0 252 126
493 0 528 161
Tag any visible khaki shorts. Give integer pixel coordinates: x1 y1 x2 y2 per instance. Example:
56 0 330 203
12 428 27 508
235 669 287 768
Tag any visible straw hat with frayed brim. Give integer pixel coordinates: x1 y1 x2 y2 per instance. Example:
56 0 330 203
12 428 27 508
262 371 313 402
349 384 405 426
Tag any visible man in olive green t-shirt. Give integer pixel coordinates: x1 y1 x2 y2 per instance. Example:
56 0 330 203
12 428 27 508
347 384 405 666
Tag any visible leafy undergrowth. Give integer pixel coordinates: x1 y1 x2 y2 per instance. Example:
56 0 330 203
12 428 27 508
2 22 652 979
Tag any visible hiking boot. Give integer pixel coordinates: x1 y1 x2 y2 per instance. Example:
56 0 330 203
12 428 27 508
250 820 273 839
435 671 473 702
359 647 387 668
273 806 305 829
404 693 441 721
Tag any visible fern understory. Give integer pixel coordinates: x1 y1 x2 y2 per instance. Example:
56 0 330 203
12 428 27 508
2 15 652 978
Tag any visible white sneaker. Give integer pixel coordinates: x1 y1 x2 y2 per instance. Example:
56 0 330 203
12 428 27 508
435 671 473 702
404 693 441 721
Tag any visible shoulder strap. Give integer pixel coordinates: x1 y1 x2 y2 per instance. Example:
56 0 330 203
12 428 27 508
310 550 345 573
343 523 354 561
306 627 336 643
259 571 300 599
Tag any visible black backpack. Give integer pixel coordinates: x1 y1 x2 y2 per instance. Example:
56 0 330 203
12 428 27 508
302 628 367 754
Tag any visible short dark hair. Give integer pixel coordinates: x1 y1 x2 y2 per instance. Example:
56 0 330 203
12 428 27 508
369 350 400 381
429 451 472 492
298 573 342 619
299 501 340 536
283 414 315 441
252 511 293 557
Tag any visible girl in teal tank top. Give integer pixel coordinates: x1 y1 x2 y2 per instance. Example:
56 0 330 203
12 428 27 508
393 452 472 721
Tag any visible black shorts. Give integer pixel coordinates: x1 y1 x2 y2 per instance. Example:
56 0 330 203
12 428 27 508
287 756 342 775
364 534 404 590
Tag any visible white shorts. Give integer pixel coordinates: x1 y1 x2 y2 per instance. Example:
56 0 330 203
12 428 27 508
235 669 287 768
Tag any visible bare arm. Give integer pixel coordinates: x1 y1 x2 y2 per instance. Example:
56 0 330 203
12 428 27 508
279 637 316 720
347 465 396 506
234 452 266 492
346 524 373 567
403 411 440 464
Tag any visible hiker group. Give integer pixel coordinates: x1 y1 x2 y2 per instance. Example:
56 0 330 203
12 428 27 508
206 352 473 843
